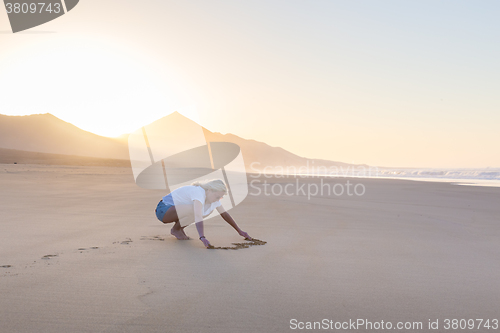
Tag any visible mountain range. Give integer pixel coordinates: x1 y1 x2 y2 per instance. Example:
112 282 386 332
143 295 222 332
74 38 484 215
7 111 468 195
0 112 361 171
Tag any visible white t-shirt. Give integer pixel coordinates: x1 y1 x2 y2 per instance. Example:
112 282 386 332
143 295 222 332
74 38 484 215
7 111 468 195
162 185 221 217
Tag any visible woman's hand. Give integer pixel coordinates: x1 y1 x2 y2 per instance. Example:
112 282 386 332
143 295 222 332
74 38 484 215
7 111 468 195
200 237 211 248
238 230 252 240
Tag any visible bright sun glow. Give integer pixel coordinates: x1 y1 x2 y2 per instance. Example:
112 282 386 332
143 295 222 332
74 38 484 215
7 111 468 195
0 36 196 137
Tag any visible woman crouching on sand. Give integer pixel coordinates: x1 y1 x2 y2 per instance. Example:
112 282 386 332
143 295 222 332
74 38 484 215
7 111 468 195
155 179 251 248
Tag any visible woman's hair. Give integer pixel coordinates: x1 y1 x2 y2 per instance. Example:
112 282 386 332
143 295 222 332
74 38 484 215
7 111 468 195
191 179 227 194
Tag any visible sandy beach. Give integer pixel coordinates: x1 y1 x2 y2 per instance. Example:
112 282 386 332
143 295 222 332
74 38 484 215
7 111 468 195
1 164 499 333
2 0 499 331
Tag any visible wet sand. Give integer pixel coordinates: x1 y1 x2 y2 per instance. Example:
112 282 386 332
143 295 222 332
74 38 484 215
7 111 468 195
1 164 499 332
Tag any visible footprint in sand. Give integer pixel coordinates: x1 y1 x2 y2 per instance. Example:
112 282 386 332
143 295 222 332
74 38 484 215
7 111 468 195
42 254 58 259
140 236 165 241
78 247 99 251
120 238 133 245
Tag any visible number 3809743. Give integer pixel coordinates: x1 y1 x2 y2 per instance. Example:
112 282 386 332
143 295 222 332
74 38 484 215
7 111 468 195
5 3 61 14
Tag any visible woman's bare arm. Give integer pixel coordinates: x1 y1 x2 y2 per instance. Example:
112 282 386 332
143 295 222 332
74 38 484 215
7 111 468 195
216 205 251 239
194 200 211 247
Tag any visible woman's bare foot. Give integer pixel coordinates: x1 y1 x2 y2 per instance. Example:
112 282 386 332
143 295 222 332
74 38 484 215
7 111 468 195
180 226 190 239
171 226 190 240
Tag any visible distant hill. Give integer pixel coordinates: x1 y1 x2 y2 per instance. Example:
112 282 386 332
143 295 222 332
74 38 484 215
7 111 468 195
0 113 363 172
0 113 128 159
203 129 358 172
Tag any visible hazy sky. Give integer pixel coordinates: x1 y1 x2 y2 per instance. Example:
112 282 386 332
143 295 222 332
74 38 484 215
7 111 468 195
1 0 499 168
